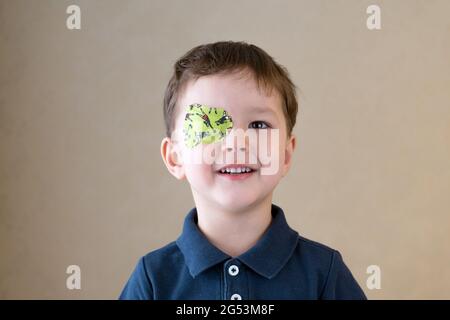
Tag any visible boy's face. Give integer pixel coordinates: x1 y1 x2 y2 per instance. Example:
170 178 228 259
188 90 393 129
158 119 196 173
162 69 295 213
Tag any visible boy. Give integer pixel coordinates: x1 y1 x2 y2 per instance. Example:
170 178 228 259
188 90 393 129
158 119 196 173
119 41 366 300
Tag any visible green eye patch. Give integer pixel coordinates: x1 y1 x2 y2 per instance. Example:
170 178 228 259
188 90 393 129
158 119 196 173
183 103 233 149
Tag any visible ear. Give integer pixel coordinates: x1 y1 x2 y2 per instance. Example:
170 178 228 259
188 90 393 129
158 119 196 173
161 137 186 180
281 134 296 177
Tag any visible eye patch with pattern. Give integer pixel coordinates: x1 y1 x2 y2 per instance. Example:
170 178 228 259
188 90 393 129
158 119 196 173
183 103 233 149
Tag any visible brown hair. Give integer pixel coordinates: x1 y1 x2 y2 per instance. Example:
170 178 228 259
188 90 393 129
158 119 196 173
163 41 298 137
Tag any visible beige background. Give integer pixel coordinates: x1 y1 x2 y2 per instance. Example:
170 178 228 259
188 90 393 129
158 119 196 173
1 0 449 299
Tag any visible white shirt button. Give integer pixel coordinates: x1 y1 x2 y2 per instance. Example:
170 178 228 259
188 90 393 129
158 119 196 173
228 265 239 276
230 293 242 300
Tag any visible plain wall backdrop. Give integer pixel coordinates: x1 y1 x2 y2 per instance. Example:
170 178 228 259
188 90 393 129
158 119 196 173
1 0 449 299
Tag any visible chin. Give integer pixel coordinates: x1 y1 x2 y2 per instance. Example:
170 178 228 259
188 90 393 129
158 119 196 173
214 193 262 212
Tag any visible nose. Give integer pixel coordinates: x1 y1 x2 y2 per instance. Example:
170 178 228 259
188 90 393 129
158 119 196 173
222 128 249 152
225 144 246 152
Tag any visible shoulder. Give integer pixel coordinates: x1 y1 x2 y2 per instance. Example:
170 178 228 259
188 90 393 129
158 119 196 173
142 241 181 264
290 234 352 283
295 235 353 275
141 241 184 268
295 234 339 266
119 242 183 300
294 235 366 299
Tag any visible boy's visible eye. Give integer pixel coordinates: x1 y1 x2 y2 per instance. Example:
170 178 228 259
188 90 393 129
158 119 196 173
249 121 271 129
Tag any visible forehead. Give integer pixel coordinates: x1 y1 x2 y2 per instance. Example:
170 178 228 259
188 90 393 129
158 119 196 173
177 70 282 116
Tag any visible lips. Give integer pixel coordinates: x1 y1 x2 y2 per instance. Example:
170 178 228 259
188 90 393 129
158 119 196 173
216 164 257 176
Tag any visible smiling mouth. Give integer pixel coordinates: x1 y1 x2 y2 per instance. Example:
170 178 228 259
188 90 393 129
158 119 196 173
216 166 257 176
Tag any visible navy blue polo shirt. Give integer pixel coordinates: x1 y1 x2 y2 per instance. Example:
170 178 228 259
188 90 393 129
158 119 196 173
119 204 367 300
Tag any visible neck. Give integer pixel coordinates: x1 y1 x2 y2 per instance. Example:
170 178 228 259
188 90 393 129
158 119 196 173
193 194 273 258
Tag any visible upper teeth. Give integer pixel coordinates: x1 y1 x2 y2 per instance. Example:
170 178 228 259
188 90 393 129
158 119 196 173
220 167 252 174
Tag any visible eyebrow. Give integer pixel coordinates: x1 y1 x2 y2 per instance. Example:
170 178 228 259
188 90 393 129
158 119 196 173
246 105 278 116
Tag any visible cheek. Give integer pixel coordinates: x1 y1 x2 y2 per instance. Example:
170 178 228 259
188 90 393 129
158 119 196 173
278 139 287 166
254 130 286 176
181 141 222 187
181 141 219 166
184 162 215 187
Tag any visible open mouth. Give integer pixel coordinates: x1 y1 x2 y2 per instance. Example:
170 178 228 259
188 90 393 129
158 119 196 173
215 165 257 180
218 167 255 175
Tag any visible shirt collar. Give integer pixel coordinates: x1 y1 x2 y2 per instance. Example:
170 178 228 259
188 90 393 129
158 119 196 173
176 204 299 279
